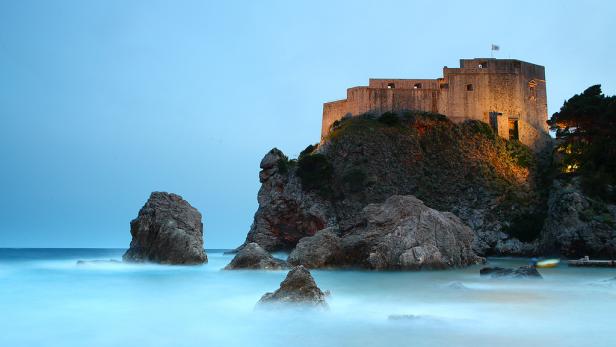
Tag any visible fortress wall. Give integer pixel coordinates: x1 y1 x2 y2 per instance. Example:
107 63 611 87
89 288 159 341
369 79 439 89
322 59 550 151
322 99 349 139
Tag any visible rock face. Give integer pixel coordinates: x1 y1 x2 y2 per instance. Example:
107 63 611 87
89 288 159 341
287 228 344 268
540 179 616 258
240 115 549 257
123 192 207 264
345 195 482 269
480 266 542 279
224 242 287 270
243 148 337 251
257 266 328 308
289 195 482 270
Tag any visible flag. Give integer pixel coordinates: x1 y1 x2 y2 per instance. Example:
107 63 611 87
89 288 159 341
491 44 500 51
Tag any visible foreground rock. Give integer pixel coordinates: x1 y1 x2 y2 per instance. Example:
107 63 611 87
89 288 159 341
123 192 207 265
480 266 542 279
257 266 328 308
224 242 287 270
540 178 616 258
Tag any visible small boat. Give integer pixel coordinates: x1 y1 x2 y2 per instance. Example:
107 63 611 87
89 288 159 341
536 259 560 268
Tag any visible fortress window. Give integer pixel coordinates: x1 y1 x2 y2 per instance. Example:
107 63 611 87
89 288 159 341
413 83 422 89
508 118 519 141
440 83 449 89
387 83 395 89
529 86 536 100
489 112 500 132
478 62 488 69
466 84 474 91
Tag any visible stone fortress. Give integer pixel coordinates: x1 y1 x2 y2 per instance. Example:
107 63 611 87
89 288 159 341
322 58 550 151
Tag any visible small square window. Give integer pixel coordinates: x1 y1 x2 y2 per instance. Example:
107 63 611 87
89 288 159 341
387 83 395 89
478 62 488 69
466 84 474 91
413 83 422 89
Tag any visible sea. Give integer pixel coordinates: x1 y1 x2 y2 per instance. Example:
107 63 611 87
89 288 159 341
1 248 615 347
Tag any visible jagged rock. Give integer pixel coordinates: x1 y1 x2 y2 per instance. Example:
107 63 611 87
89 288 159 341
224 242 287 270
480 265 542 279
540 179 616 258
241 148 337 251
287 228 344 268
257 265 328 308
123 192 207 265
342 195 483 270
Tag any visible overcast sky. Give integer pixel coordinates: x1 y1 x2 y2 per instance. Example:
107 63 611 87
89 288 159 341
1 0 615 248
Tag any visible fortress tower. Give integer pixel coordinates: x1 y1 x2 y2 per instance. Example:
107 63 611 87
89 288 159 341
322 58 550 151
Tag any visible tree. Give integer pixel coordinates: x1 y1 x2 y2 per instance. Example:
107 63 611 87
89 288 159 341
548 85 616 201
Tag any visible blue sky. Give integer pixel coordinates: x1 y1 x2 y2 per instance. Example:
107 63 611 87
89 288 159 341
1 0 615 248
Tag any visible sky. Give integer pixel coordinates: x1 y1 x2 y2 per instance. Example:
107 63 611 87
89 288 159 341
1 0 615 248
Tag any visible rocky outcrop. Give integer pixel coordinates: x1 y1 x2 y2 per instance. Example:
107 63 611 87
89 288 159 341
289 195 482 270
224 242 287 270
257 265 328 308
287 228 344 268
344 195 483 270
240 115 549 257
123 192 207 265
242 148 337 251
480 266 542 279
540 179 616 258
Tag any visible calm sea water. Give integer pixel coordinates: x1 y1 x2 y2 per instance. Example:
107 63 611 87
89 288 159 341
1 248 615 347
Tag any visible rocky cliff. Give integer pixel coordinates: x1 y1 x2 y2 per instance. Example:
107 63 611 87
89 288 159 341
540 178 616 258
241 112 549 258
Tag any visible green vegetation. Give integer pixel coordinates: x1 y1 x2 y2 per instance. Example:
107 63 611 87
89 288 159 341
549 85 616 202
378 111 401 126
299 144 317 160
505 140 534 168
342 168 367 193
462 119 496 140
297 153 334 198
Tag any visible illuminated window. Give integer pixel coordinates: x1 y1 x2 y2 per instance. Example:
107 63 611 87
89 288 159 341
508 118 519 140
414 83 422 89
387 83 395 89
478 61 488 69
466 84 474 91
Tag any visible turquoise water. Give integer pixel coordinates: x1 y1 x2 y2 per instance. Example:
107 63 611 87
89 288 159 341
1 249 615 347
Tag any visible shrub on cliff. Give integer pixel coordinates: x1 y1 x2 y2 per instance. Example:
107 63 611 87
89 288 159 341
297 153 334 198
549 85 616 202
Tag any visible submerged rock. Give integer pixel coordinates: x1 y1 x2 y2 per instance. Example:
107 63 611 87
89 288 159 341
444 281 470 290
287 228 344 268
123 192 207 265
224 242 287 270
480 266 542 279
76 259 122 266
257 265 328 308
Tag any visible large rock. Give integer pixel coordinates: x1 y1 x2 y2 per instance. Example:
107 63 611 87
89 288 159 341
540 179 616 258
123 192 207 264
224 242 287 270
343 195 483 270
241 148 337 251
257 265 328 308
238 116 550 257
480 265 542 279
287 228 344 268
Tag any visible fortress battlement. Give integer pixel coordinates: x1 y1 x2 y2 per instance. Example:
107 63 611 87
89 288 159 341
322 58 550 151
